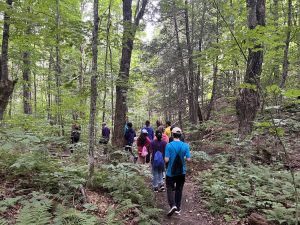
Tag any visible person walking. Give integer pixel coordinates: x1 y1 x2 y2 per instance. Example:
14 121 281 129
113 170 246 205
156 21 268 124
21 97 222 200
137 129 151 164
150 130 167 192
124 122 136 147
141 120 154 141
99 122 110 154
164 121 172 138
164 127 191 217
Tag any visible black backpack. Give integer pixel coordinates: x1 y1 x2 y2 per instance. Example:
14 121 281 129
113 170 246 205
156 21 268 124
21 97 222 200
170 143 183 176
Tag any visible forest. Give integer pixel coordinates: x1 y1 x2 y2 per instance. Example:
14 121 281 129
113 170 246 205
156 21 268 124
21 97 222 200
0 0 299 224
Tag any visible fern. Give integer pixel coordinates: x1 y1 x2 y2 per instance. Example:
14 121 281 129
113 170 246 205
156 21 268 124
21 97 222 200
0 218 8 225
0 196 22 212
53 204 98 225
15 192 52 225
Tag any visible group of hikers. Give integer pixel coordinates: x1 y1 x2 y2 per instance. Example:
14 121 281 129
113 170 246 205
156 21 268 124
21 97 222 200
71 119 191 217
106 120 191 217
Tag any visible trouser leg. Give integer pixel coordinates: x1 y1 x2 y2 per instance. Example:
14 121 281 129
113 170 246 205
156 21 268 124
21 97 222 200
152 167 159 188
174 175 185 210
166 176 175 207
158 168 164 186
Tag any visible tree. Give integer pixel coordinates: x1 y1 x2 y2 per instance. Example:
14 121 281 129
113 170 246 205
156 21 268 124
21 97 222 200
0 0 16 120
112 0 148 147
236 0 266 138
88 0 99 179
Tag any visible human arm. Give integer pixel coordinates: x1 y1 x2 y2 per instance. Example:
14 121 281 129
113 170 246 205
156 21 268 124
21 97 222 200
164 144 170 163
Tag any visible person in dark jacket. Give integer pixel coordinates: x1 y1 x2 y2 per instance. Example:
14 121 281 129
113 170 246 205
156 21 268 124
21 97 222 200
141 120 154 140
124 122 136 146
150 130 167 192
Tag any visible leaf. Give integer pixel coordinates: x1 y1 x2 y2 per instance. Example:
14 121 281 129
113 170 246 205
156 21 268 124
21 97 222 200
283 89 300 98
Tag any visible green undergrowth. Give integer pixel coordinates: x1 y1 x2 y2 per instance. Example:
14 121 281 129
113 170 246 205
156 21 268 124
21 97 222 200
0 128 160 224
198 155 300 224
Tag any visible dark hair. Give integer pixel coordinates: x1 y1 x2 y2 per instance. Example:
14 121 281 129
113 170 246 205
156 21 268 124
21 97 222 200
127 122 132 128
155 130 162 141
173 133 181 139
145 120 150 126
166 121 171 126
156 120 162 127
170 125 175 131
138 133 147 145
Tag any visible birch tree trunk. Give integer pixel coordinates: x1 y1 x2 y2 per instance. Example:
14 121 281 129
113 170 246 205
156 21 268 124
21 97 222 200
88 0 99 180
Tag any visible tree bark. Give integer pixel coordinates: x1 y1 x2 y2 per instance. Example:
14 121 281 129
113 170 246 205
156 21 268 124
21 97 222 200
102 0 112 123
88 0 99 180
280 0 292 88
236 0 265 138
0 0 16 120
206 59 218 121
184 0 197 124
195 0 207 123
112 0 148 147
172 0 189 119
22 50 32 114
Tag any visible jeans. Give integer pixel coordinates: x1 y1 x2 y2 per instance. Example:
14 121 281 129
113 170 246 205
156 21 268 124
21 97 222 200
166 175 185 209
152 167 164 188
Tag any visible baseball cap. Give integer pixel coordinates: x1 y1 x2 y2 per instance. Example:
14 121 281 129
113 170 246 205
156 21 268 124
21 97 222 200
142 129 148 134
171 127 182 134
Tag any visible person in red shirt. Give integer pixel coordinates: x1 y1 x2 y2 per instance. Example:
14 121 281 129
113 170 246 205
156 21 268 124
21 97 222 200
137 129 151 164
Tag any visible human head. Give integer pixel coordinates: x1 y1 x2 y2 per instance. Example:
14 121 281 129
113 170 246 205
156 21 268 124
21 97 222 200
127 122 133 128
156 120 162 128
141 128 148 136
102 122 106 127
166 121 171 127
158 125 165 133
145 120 150 127
172 127 182 139
155 130 162 141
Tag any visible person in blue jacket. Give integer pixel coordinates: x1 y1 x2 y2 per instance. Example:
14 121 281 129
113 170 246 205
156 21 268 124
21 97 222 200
141 120 154 141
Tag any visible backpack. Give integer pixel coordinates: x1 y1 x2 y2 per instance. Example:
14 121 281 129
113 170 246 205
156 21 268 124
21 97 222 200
141 145 148 157
72 131 80 142
170 143 183 176
153 150 164 169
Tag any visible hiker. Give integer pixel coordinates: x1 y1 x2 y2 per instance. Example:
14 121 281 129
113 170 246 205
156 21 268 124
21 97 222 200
164 127 191 217
169 126 185 143
124 122 136 147
71 123 81 144
141 120 154 141
99 122 110 144
137 129 151 164
99 122 110 154
155 125 169 143
124 122 138 162
150 130 167 192
164 121 172 138
156 120 162 129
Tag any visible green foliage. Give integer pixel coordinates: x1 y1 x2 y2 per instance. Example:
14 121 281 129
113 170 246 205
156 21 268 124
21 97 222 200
199 156 300 224
192 151 212 162
0 196 22 213
16 192 52 225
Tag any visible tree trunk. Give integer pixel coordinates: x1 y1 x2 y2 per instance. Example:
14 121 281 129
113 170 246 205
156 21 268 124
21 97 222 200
206 59 218 121
0 0 16 120
280 0 292 88
102 0 112 123
112 0 148 147
195 0 206 123
236 0 265 138
23 51 32 114
88 0 99 180
47 49 53 121
172 0 189 118
184 0 197 124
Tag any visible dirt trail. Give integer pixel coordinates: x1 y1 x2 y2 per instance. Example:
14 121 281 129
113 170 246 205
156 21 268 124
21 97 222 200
156 180 224 225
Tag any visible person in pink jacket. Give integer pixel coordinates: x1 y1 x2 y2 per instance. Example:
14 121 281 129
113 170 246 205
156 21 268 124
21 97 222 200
137 129 151 164
154 125 169 143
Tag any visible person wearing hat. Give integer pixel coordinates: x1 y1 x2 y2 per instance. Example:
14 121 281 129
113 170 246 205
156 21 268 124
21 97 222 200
137 128 151 164
164 127 191 217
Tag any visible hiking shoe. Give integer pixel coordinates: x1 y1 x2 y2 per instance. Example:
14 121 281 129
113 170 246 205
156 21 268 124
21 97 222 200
133 156 138 163
159 185 165 191
154 187 159 193
175 209 181 215
167 206 177 217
